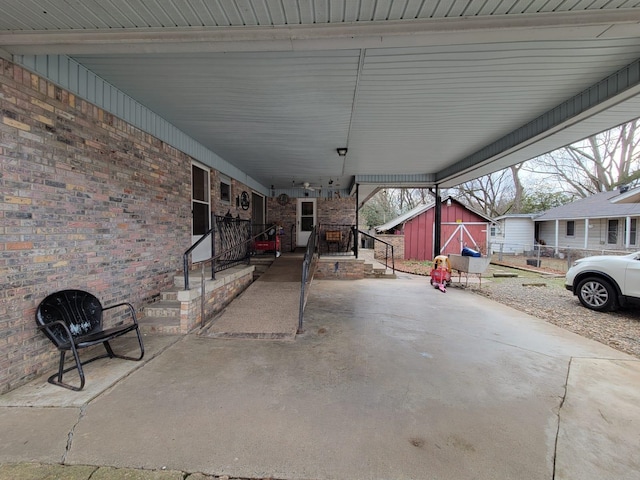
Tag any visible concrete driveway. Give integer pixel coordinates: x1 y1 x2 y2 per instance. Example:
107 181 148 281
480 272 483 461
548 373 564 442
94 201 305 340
1 273 639 479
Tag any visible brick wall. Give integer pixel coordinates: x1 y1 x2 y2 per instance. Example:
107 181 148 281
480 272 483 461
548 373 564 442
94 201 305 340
314 257 365 279
375 234 405 260
0 59 212 393
266 196 297 249
317 197 356 225
266 195 356 249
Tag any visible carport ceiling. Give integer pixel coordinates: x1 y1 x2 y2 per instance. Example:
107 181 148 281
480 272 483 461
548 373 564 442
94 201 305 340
2 1 640 195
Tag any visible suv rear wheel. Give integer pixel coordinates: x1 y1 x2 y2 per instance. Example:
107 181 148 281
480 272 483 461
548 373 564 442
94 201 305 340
576 277 619 312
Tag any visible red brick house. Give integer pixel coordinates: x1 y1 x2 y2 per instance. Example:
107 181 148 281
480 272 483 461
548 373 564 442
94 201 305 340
0 59 355 394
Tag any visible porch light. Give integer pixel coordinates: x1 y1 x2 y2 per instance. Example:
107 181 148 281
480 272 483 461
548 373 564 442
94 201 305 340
337 148 348 156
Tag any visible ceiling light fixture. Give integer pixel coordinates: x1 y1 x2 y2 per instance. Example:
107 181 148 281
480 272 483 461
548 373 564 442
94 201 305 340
337 148 348 156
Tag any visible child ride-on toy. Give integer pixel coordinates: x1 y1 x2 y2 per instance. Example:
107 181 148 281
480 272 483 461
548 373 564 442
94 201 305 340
430 255 452 292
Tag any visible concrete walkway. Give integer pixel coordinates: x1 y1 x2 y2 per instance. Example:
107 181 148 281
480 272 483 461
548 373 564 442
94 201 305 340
199 254 304 339
1 274 639 480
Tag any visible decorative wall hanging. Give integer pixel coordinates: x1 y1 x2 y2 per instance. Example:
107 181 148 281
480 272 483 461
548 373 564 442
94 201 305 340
277 193 290 205
240 191 250 210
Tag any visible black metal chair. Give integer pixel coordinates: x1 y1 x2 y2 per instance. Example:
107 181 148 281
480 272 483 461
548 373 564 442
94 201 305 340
35 289 145 391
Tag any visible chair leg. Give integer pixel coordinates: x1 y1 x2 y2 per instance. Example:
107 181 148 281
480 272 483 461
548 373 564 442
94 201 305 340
47 346 86 391
56 350 66 383
102 328 145 361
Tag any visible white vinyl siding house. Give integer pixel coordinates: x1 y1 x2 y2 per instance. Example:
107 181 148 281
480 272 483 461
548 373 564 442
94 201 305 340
489 215 537 254
534 187 640 253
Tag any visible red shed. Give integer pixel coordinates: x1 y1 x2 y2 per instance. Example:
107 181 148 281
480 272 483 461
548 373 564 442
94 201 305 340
376 198 492 261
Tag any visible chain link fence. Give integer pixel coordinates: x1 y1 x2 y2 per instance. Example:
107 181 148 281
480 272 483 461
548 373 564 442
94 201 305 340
489 242 636 273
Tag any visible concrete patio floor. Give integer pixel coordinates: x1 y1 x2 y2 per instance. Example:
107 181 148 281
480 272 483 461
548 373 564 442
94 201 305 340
1 273 639 480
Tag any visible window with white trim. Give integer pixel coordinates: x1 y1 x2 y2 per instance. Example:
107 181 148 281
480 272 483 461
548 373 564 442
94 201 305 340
608 219 618 244
220 176 231 204
626 219 637 246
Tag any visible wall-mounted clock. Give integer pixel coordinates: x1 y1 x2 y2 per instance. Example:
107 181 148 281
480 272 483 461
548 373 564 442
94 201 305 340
277 193 289 206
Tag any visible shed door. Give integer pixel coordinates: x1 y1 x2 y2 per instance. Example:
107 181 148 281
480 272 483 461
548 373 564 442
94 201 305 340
441 223 487 255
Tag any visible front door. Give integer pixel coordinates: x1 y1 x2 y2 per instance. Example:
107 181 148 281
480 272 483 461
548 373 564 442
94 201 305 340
297 198 316 247
191 163 211 263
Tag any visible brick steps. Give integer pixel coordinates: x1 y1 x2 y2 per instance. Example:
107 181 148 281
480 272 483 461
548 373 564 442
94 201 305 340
139 264 255 335
139 298 182 335
145 300 181 318
364 263 396 279
139 315 182 335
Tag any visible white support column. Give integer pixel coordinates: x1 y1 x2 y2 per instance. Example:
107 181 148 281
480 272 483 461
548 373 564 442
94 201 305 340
584 219 589 249
555 219 559 255
626 216 632 249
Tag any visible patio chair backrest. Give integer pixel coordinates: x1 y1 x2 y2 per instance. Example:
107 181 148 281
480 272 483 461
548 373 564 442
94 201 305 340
36 290 103 346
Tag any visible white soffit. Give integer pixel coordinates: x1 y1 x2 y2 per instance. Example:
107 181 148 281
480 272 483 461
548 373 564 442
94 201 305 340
1 1 640 191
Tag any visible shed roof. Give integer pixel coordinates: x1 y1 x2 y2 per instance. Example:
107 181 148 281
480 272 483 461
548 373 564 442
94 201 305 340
375 202 434 233
535 187 640 221
375 197 493 233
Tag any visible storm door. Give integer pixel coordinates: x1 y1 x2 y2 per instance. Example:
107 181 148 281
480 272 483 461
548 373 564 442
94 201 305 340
296 198 316 247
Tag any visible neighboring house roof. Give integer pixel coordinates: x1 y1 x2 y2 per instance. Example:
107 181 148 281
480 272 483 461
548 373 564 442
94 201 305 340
375 197 493 233
493 214 539 221
611 186 640 204
535 187 640 221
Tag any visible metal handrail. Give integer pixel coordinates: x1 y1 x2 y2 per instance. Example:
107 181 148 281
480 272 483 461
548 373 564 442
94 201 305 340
185 225 281 330
183 225 278 290
298 225 318 333
358 230 395 274
183 221 218 292
317 223 356 256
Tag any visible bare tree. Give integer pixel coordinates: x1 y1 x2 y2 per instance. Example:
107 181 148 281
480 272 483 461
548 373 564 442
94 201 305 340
525 120 640 197
453 167 520 217
452 119 640 215
510 164 524 212
361 188 434 228
397 188 431 211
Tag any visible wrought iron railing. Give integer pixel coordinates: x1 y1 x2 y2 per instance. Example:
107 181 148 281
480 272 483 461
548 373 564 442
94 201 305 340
358 230 395 274
214 215 252 271
183 223 282 329
317 224 356 256
298 225 318 333
183 216 254 291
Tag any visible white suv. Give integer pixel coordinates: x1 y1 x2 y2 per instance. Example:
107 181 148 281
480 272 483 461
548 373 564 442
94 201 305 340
565 251 640 311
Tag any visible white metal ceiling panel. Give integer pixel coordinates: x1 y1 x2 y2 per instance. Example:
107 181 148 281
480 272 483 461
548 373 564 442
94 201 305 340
5 0 640 31
344 37 640 178
3 0 640 192
71 50 362 187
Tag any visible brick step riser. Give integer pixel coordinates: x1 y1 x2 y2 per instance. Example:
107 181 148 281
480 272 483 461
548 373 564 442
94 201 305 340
139 319 182 336
144 306 180 318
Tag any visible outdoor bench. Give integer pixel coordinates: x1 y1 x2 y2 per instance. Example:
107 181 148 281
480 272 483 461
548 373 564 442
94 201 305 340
35 289 145 391
325 230 342 252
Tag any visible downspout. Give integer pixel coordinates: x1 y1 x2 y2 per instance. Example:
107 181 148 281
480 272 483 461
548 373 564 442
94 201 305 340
434 185 442 258
554 219 559 255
